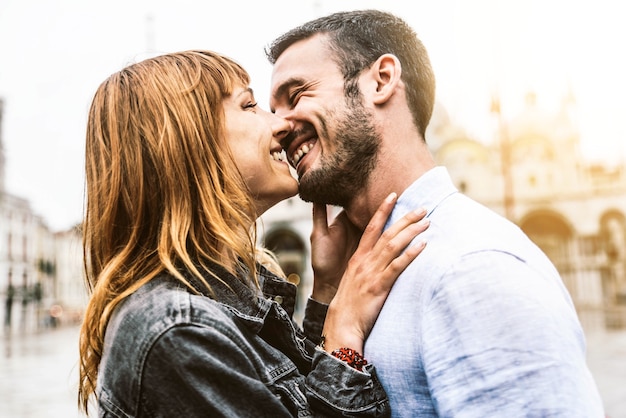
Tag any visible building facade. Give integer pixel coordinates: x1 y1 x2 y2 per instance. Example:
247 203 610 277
0 192 56 334
0 98 83 335
53 226 88 323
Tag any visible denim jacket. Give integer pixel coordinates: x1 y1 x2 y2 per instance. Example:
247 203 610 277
97 263 390 417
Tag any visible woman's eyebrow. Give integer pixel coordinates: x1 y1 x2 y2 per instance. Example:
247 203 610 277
235 87 254 99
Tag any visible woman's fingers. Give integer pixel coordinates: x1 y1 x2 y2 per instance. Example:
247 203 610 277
311 202 329 236
384 231 427 276
354 218 428 296
321 199 430 352
381 207 427 243
374 211 429 264
355 192 429 272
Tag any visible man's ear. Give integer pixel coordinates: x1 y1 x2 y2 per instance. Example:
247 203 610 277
371 54 401 105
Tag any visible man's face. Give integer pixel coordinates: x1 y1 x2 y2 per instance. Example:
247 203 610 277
269 34 380 207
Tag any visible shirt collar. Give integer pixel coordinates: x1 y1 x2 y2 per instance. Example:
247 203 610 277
385 166 459 228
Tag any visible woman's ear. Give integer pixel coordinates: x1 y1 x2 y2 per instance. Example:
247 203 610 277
371 54 401 105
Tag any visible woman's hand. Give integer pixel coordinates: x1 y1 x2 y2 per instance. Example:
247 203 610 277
310 203 362 304
319 192 429 354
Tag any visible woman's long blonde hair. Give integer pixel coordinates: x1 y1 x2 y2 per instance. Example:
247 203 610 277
78 50 268 413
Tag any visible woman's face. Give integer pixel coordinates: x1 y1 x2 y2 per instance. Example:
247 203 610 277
223 84 298 216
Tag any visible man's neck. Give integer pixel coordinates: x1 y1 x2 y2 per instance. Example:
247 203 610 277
344 146 436 231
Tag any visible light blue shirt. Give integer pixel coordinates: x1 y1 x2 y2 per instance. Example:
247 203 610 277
365 166 604 417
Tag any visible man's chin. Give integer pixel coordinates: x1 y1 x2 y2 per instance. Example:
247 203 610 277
297 168 352 206
297 190 315 204
296 172 315 202
298 187 346 207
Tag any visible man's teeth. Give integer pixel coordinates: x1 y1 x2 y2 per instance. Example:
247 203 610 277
272 150 287 162
292 143 311 165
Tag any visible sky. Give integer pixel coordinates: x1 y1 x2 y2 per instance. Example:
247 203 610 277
1 0 625 231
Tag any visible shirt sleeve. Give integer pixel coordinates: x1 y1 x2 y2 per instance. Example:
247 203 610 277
422 250 605 417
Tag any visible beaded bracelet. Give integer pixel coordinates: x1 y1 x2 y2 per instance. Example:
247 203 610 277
330 347 368 372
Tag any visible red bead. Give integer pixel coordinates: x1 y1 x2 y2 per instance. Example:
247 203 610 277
331 347 368 371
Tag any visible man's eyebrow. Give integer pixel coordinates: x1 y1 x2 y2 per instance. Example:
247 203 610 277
271 77 306 101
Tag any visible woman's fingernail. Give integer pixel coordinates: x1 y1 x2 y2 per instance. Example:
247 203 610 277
417 218 430 227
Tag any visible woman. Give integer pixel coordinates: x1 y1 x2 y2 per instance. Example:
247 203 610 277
78 50 428 417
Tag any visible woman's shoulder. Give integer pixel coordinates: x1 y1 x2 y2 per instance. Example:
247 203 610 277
110 274 235 334
97 274 246 413
100 274 241 373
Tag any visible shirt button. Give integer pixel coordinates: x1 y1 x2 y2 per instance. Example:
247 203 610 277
274 295 284 305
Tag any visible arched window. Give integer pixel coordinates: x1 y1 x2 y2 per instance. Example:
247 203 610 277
263 228 307 319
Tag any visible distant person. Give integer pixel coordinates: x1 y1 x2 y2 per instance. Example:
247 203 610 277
20 283 29 330
4 282 14 328
266 9 604 417
77 50 430 417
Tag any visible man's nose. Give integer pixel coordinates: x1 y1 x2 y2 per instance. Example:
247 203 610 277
272 102 294 121
272 115 294 147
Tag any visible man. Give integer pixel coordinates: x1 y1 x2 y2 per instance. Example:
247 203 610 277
266 9 604 417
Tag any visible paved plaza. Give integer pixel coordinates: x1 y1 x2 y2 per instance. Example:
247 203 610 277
0 325 85 418
0 323 625 417
585 328 626 418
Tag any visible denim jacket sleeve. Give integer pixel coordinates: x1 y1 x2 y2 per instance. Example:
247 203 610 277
302 297 328 344
302 298 391 417
134 300 390 417
306 351 391 417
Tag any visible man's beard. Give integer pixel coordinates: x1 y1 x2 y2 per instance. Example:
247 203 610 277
298 101 380 207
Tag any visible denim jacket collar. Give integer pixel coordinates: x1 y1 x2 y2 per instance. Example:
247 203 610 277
182 261 297 335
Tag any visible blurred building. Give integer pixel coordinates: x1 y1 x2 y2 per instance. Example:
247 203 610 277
0 98 84 334
53 225 88 323
258 197 314 323
260 92 626 329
